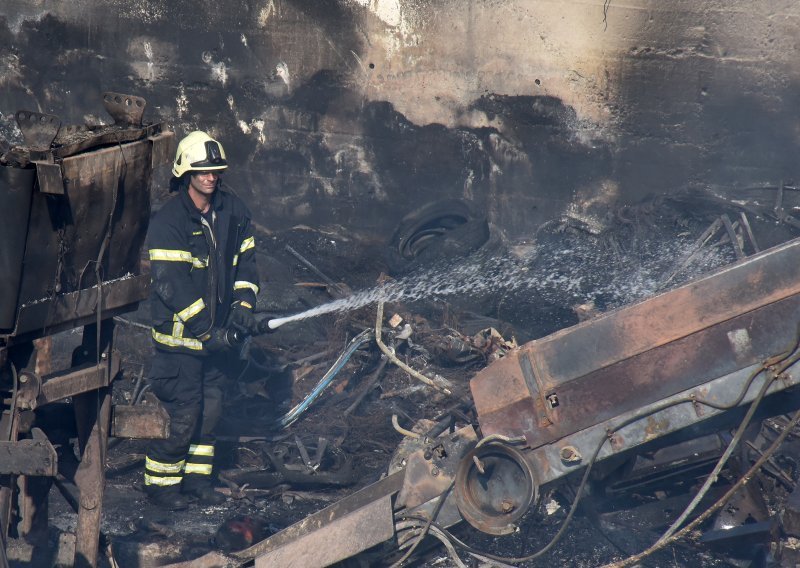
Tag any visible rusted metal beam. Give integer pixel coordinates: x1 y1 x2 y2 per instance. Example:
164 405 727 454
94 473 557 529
8 275 149 340
72 322 114 568
255 495 395 567
37 355 119 407
239 470 405 563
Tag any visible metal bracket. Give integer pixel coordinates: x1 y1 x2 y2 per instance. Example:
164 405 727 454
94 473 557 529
102 92 146 127
33 157 65 195
15 110 61 150
15 371 42 411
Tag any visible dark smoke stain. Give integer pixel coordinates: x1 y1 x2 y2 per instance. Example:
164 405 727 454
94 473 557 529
362 100 488 199
612 8 800 194
1 14 141 122
287 70 355 115
471 94 613 194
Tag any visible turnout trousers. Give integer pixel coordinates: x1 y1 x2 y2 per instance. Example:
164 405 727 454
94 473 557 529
144 351 229 497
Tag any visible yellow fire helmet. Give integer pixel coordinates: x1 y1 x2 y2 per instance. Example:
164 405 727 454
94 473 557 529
172 131 228 178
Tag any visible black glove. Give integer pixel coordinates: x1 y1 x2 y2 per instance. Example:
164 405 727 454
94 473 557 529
203 328 231 353
230 301 257 334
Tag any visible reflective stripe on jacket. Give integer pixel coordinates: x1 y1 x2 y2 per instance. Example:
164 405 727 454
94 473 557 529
147 186 259 354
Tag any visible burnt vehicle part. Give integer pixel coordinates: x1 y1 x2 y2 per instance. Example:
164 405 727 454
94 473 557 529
248 237 800 566
0 94 173 567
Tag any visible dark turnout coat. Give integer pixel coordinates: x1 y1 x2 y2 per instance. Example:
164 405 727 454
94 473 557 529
147 186 259 354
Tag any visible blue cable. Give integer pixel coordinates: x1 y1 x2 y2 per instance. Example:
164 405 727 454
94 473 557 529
275 328 375 429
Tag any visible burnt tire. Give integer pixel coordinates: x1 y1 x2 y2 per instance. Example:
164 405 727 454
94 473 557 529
386 199 490 275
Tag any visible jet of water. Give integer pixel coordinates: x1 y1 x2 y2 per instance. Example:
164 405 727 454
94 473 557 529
264 233 733 331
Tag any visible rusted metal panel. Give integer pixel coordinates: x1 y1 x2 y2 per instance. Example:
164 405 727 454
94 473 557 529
254 495 395 568
239 470 404 563
0 440 57 476
0 165 35 330
6 136 152 335
111 404 169 439
472 238 800 448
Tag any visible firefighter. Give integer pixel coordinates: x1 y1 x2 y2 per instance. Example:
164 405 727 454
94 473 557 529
143 131 260 510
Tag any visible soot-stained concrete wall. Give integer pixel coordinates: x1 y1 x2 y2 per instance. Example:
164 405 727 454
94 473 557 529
2 0 800 244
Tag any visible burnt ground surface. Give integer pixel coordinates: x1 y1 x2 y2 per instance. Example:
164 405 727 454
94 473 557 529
8 189 800 567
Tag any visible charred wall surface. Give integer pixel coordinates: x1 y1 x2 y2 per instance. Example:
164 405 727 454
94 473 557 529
2 0 800 244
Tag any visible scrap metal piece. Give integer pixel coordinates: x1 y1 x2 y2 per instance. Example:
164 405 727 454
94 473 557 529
254 495 394 568
739 212 760 254
102 92 146 126
239 470 405 565
720 213 744 259
284 244 348 298
111 403 169 439
396 426 478 511
699 519 778 557
15 110 60 150
33 159 64 195
473 238 800 450
0 439 58 476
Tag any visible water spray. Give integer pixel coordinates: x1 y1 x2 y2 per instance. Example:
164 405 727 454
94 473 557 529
264 314 292 330
256 235 732 334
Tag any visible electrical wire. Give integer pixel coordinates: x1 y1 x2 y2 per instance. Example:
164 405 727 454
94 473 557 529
655 369 775 545
3 362 18 442
390 481 455 568
601 406 800 568
395 520 469 568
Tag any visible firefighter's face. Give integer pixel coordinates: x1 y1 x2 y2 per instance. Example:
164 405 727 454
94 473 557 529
189 171 220 196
